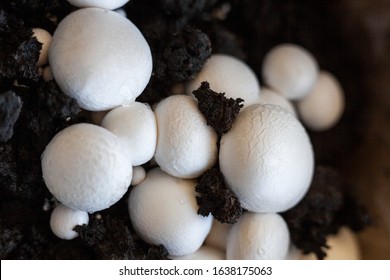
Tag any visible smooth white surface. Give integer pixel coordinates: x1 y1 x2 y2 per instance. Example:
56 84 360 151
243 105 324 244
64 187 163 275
154 95 218 179
50 203 89 240
32 28 52 66
219 104 314 213
255 87 297 116
131 166 146 186
226 213 290 260
101 103 157 166
67 0 130 10
296 71 345 131
128 168 213 256
170 246 225 260
49 8 152 111
186 54 261 107
42 123 133 212
262 44 318 100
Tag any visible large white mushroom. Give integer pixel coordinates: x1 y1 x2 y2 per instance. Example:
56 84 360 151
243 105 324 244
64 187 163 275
186 54 261 107
154 95 218 179
226 212 290 260
49 8 152 111
101 102 157 166
41 123 133 212
128 168 213 256
262 44 318 100
219 104 314 213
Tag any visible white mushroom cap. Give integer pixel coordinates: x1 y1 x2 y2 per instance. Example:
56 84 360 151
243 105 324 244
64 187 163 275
66 0 130 10
49 8 152 111
170 246 225 260
131 166 146 186
262 43 318 100
128 168 213 256
226 212 290 260
300 227 361 260
255 87 297 117
219 104 314 213
32 28 52 66
205 219 232 251
154 95 218 179
186 54 261 107
50 203 89 240
296 71 345 131
101 102 157 166
42 123 133 212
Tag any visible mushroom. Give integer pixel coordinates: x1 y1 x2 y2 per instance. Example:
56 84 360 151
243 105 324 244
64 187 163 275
226 212 290 260
219 104 314 213
32 28 52 66
205 219 232 251
154 95 218 179
186 54 261 107
101 102 157 166
296 71 345 131
48 8 152 111
128 168 213 256
262 43 319 100
255 87 297 117
41 123 133 212
50 203 89 240
66 0 130 10
130 166 146 186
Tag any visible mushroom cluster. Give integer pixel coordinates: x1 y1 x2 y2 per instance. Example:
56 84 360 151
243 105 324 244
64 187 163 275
39 0 353 259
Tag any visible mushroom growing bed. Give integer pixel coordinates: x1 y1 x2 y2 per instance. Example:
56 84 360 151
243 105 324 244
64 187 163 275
1 0 389 260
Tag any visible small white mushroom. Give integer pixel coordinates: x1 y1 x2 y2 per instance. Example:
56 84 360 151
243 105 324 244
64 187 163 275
262 43 318 100
101 102 157 166
170 246 225 260
255 87 297 117
154 95 218 179
128 168 213 256
296 71 345 131
50 203 89 240
41 123 133 212
205 219 232 251
226 212 290 260
32 28 52 66
131 166 146 186
66 0 130 10
219 104 314 213
186 54 261 107
300 227 361 260
49 8 152 111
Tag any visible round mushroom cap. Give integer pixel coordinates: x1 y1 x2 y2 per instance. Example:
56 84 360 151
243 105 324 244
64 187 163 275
128 168 213 256
42 123 133 212
49 8 152 111
101 102 157 166
32 28 52 66
50 203 89 240
255 87 297 117
226 212 290 260
219 104 314 213
205 219 232 251
186 54 261 107
66 0 130 10
154 95 218 179
262 44 318 100
296 71 345 131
